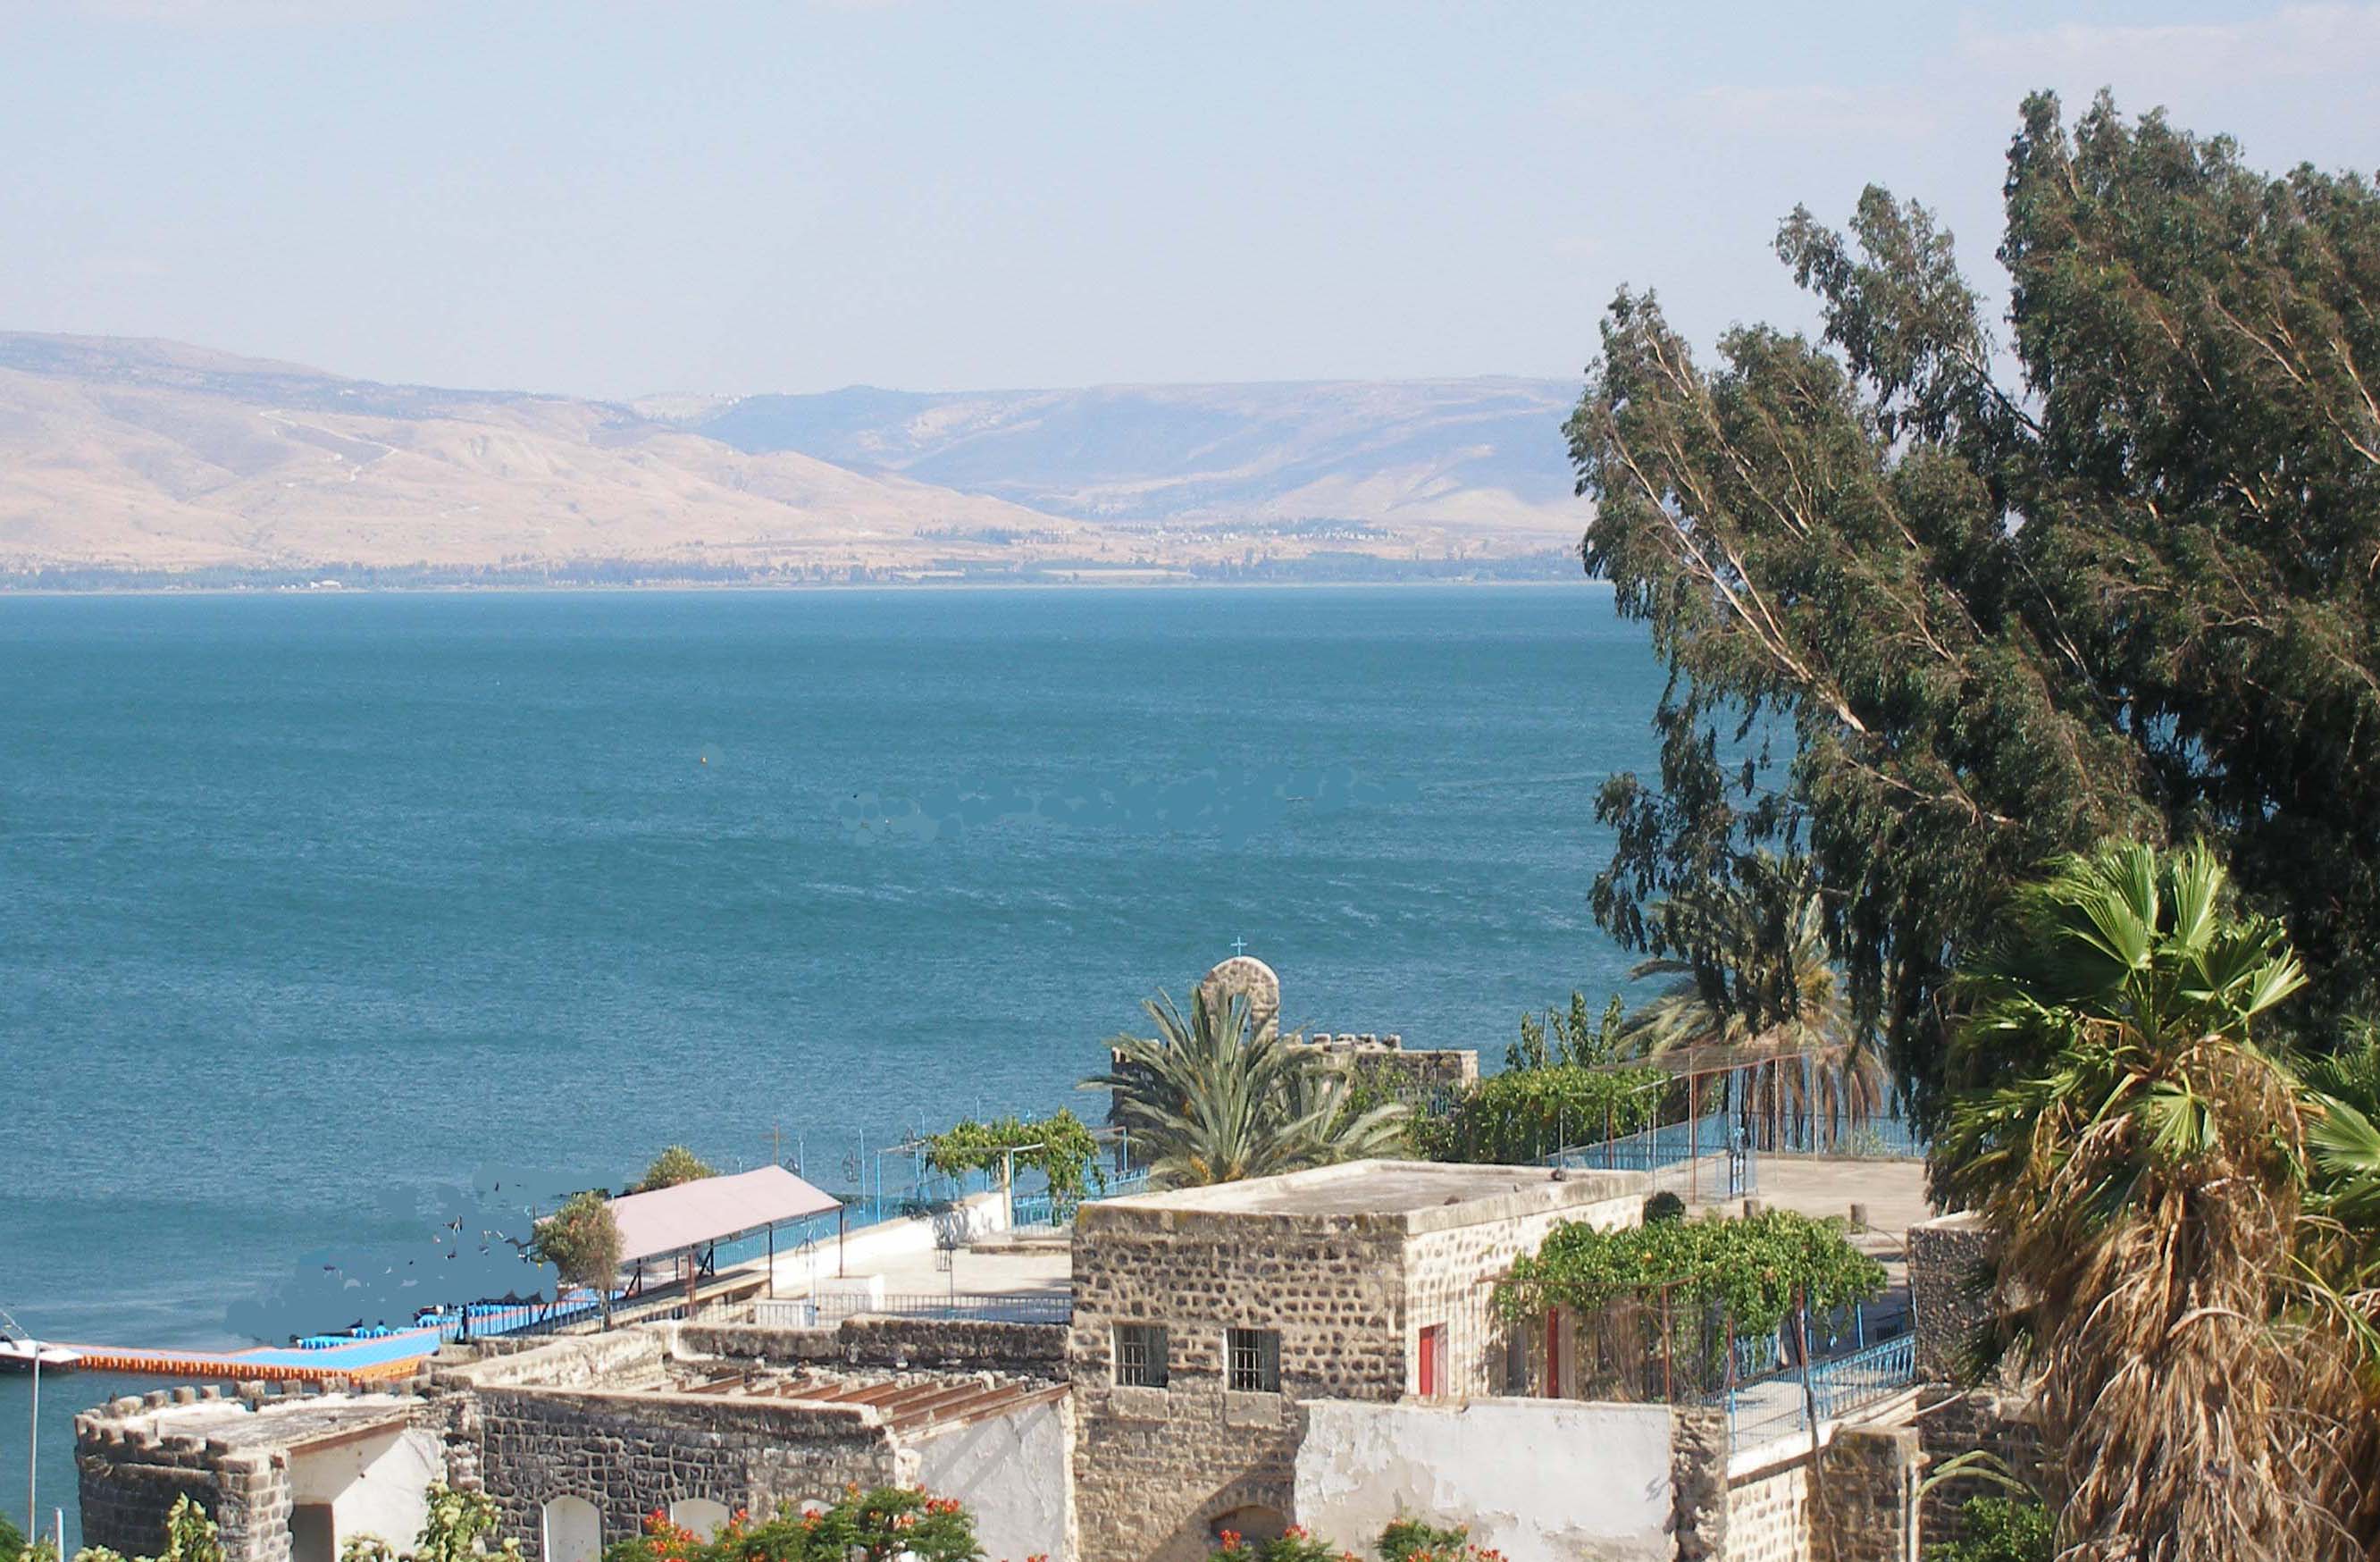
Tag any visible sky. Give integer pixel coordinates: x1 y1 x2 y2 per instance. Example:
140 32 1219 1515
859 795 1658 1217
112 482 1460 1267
3 1 2376 400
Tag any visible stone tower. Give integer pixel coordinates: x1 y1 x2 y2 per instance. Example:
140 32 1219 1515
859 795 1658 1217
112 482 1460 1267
1196 953 1280 1044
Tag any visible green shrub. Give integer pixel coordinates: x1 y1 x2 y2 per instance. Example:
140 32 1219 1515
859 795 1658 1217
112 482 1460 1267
924 1110 1104 1209
1924 1498 2052 1562
1499 1208 1884 1335
1412 1063 1670 1164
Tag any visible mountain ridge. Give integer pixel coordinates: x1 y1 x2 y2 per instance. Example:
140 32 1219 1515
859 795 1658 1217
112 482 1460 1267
0 332 1588 581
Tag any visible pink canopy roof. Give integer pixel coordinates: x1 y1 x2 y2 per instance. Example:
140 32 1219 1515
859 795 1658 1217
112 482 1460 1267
606 1165 841 1264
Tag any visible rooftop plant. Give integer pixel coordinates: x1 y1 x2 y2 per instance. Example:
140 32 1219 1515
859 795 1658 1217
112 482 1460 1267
1496 1207 1883 1337
1410 1062 1669 1166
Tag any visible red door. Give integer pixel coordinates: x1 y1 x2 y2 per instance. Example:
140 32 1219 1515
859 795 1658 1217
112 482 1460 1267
1418 1323 1445 1397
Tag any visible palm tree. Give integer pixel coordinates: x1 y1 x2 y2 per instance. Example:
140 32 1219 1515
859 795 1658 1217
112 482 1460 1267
1619 852 1882 1138
1085 988 1409 1188
1936 840 2363 1562
2303 1020 2380 1245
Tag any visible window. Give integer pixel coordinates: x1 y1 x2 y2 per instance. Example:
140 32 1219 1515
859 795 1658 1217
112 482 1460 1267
1114 1323 1169 1388
1226 1327 1281 1393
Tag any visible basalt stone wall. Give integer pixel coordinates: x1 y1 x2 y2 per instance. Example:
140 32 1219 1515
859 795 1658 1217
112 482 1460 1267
1907 1214 1995 1385
474 1386 899 1556
1295 1040 1479 1095
76 1407 247 1562
1812 1424 1921 1562
74 1388 427 1562
1916 1387 2045 1547
679 1318 1068 1378
1068 1204 1409 1562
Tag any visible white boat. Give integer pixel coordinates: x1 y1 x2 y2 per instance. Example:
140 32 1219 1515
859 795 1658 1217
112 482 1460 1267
0 1335 81 1373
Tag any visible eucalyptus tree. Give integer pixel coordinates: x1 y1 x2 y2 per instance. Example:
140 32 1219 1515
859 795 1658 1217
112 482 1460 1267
1087 988 1408 1188
1573 92 2380 1111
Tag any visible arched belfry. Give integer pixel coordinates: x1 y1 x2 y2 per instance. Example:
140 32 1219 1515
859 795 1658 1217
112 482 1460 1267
1197 952 1280 1044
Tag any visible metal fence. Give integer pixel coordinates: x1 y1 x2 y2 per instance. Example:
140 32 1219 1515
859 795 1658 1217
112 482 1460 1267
1546 1113 1760 1200
1010 1169 1153 1227
1561 1288 1918 1449
1726 1334 1917 1446
810 1289 1073 1325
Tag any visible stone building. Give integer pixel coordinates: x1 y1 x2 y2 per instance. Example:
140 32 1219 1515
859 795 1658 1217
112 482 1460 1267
81 1163 2022 1562
80 1318 1077 1562
1068 1159 1644 1561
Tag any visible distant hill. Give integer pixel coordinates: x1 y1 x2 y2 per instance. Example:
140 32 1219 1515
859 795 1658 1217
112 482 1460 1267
691 378 1586 543
0 334 1588 584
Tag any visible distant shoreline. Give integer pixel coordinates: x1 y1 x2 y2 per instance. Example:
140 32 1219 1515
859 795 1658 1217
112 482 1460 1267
0 569 1603 600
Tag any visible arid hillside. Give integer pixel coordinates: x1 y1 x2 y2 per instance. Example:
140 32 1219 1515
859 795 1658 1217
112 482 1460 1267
0 335 1586 581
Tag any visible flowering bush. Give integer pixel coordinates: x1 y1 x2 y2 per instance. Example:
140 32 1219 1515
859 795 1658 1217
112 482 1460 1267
1204 1527 1355 1562
603 1487 983 1562
1203 1520 1504 1562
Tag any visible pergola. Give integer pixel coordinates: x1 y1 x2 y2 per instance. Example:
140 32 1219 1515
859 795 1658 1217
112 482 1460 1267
608 1165 841 1304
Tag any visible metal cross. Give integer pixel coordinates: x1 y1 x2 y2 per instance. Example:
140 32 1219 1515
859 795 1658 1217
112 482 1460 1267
1231 936 1248 957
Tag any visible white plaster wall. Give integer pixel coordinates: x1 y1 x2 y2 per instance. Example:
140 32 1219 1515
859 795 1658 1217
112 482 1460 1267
1294 1399 1672 1562
910 1399 1073 1562
287 1427 443 1557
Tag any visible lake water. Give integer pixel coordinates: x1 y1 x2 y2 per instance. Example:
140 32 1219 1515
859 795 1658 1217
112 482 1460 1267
0 583 1661 1540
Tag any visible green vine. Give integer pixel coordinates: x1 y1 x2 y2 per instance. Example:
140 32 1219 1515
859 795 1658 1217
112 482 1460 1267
923 1110 1105 1208
1411 1063 1671 1164
1496 1208 1884 1335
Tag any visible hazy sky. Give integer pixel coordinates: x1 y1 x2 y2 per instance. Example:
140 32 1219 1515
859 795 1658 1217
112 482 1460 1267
5 1 2376 399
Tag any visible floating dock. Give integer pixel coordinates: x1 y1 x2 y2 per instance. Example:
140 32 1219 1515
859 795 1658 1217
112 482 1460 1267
58 1328 443 1384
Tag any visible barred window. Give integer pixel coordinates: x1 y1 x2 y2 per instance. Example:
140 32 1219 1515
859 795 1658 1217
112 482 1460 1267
1226 1327 1281 1393
1114 1323 1169 1389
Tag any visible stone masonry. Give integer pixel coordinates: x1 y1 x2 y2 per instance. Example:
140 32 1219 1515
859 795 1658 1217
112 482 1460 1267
1068 1160 1641 1562
81 1318 1074 1562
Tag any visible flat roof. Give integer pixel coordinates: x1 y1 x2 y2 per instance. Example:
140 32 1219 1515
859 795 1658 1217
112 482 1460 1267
1088 1159 1644 1229
84 1392 417 1453
608 1165 841 1264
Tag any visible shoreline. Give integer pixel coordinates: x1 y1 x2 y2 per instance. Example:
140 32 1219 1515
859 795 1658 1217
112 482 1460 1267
0 574 1606 600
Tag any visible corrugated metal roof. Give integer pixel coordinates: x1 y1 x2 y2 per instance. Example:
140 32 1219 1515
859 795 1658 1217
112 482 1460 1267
607 1165 841 1263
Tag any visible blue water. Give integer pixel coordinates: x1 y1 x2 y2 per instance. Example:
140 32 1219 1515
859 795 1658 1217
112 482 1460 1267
0 583 1660 1539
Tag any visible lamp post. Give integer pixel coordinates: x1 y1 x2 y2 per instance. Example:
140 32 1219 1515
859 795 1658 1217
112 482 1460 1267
2 1309 39 1534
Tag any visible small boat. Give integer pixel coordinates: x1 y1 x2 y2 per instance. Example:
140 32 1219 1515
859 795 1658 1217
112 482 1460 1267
0 1334 81 1373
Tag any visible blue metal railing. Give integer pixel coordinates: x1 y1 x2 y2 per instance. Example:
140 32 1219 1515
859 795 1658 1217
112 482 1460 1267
1726 1333 1917 1446
1547 1113 1760 1198
1011 1169 1152 1227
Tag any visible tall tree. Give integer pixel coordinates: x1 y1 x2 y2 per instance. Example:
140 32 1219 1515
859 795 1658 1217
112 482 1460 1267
1936 842 2367 1561
1573 92 2380 1107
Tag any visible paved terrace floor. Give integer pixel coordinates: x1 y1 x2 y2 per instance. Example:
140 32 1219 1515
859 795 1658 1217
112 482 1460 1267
758 1233 1073 1300
733 1158 1928 1309
1689 1155 1932 1246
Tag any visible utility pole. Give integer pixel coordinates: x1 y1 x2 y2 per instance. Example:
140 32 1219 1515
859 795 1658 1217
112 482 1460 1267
767 1123 784 1169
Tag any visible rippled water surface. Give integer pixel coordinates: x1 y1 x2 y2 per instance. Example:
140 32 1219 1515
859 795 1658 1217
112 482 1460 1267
0 583 1662 1536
